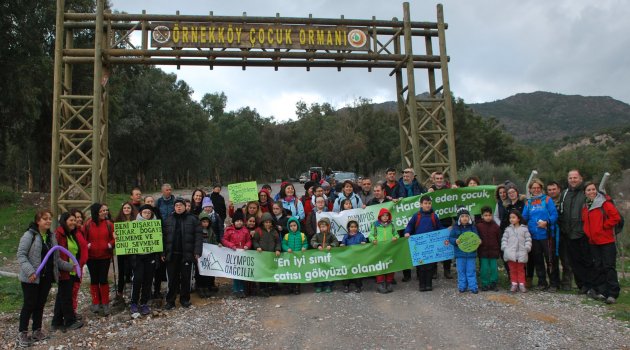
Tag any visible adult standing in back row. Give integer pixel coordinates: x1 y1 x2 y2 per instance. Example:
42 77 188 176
559 170 594 294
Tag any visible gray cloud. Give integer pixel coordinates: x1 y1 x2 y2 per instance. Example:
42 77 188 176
113 0 630 119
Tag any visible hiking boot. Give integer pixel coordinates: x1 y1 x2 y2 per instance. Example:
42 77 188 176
140 304 151 315
324 286 332 293
50 322 65 333
181 300 192 308
355 287 362 293
547 286 558 293
510 284 518 293
315 287 322 293
459 289 467 293
443 270 453 279
65 320 84 331
605 297 616 304
164 302 175 310
74 313 83 321
386 283 394 293
518 283 527 293
481 285 489 292
343 286 350 293
31 329 49 342
587 289 605 301
578 286 589 294
90 304 100 314
130 303 139 314
536 283 549 291
419 285 427 292
101 304 111 316
471 289 478 294
426 286 433 291
17 331 32 348
377 283 388 294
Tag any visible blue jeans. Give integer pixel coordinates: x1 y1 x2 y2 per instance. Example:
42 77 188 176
456 257 478 292
232 279 245 293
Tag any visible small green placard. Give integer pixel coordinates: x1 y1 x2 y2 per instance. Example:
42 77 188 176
228 181 259 203
114 220 163 255
458 231 481 253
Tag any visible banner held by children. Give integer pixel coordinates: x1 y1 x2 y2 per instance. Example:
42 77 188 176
198 239 413 283
319 186 497 240
114 220 163 255
228 181 259 203
408 229 454 266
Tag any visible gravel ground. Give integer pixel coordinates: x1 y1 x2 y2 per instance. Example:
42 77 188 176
1 272 628 350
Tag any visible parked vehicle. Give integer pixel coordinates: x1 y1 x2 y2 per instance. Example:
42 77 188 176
299 172 308 184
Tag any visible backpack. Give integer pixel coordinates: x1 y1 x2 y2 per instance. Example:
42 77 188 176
600 194 625 235
414 211 438 230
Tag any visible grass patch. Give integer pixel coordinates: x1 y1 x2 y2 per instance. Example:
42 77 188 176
0 277 22 313
106 193 131 217
0 199 33 268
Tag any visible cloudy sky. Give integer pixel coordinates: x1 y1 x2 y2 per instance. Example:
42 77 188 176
113 0 629 120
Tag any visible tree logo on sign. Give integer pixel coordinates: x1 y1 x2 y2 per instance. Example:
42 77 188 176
348 29 367 48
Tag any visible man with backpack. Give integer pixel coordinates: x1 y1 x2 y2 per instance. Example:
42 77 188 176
403 195 444 291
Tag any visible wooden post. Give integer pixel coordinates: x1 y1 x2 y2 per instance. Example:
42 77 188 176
437 4 458 181
403 2 423 181
91 0 104 204
50 0 65 225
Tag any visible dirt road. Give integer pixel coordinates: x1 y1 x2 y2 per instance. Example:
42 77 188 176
1 274 627 350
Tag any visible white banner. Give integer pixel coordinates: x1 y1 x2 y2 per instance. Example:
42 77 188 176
316 208 378 241
198 244 257 279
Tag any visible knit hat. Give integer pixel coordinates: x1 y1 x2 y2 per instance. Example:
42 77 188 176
198 212 211 222
232 210 245 223
317 217 331 227
174 197 186 206
261 212 273 223
138 204 153 213
456 207 471 225
321 181 331 190
504 180 518 193
202 197 213 208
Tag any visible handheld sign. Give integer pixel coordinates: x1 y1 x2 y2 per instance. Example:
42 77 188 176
458 231 481 253
228 181 259 204
114 220 163 255
408 229 454 265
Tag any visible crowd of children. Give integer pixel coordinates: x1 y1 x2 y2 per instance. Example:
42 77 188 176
16 169 624 346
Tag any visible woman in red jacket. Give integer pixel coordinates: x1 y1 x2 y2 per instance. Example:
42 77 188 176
84 203 115 316
582 182 621 304
51 212 86 331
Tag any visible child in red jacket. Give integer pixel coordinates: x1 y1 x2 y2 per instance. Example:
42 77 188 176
221 210 251 298
476 206 502 291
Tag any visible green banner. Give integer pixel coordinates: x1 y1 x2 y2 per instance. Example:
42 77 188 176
319 186 497 238
114 220 163 255
228 181 259 203
198 239 412 283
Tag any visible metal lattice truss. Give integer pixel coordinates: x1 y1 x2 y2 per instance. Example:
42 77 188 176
50 0 456 220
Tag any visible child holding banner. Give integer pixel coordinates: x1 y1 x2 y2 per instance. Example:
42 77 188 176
222 210 251 298
449 208 480 294
476 206 502 292
253 213 281 297
281 217 308 295
197 211 220 298
310 217 339 293
501 210 532 293
371 208 398 294
340 220 367 293
403 195 443 292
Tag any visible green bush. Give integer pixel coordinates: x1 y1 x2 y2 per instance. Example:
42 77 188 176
459 161 525 188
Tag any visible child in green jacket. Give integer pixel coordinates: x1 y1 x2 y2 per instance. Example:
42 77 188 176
371 208 398 293
281 217 308 294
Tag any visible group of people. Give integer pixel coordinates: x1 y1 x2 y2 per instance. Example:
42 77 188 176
15 168 623 347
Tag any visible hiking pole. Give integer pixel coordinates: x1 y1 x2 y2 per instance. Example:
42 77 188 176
525 170 538 199
599 172 610 194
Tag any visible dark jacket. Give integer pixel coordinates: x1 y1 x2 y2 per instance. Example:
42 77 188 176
210 192 227 220
476 220 502 258
559 183 586 240
383 180 405 199
304 209 327 241
162 212 202 262
398 177 426 197
367 197 390 206
253 227 281 252
501 199 525 232
156 195 175 220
